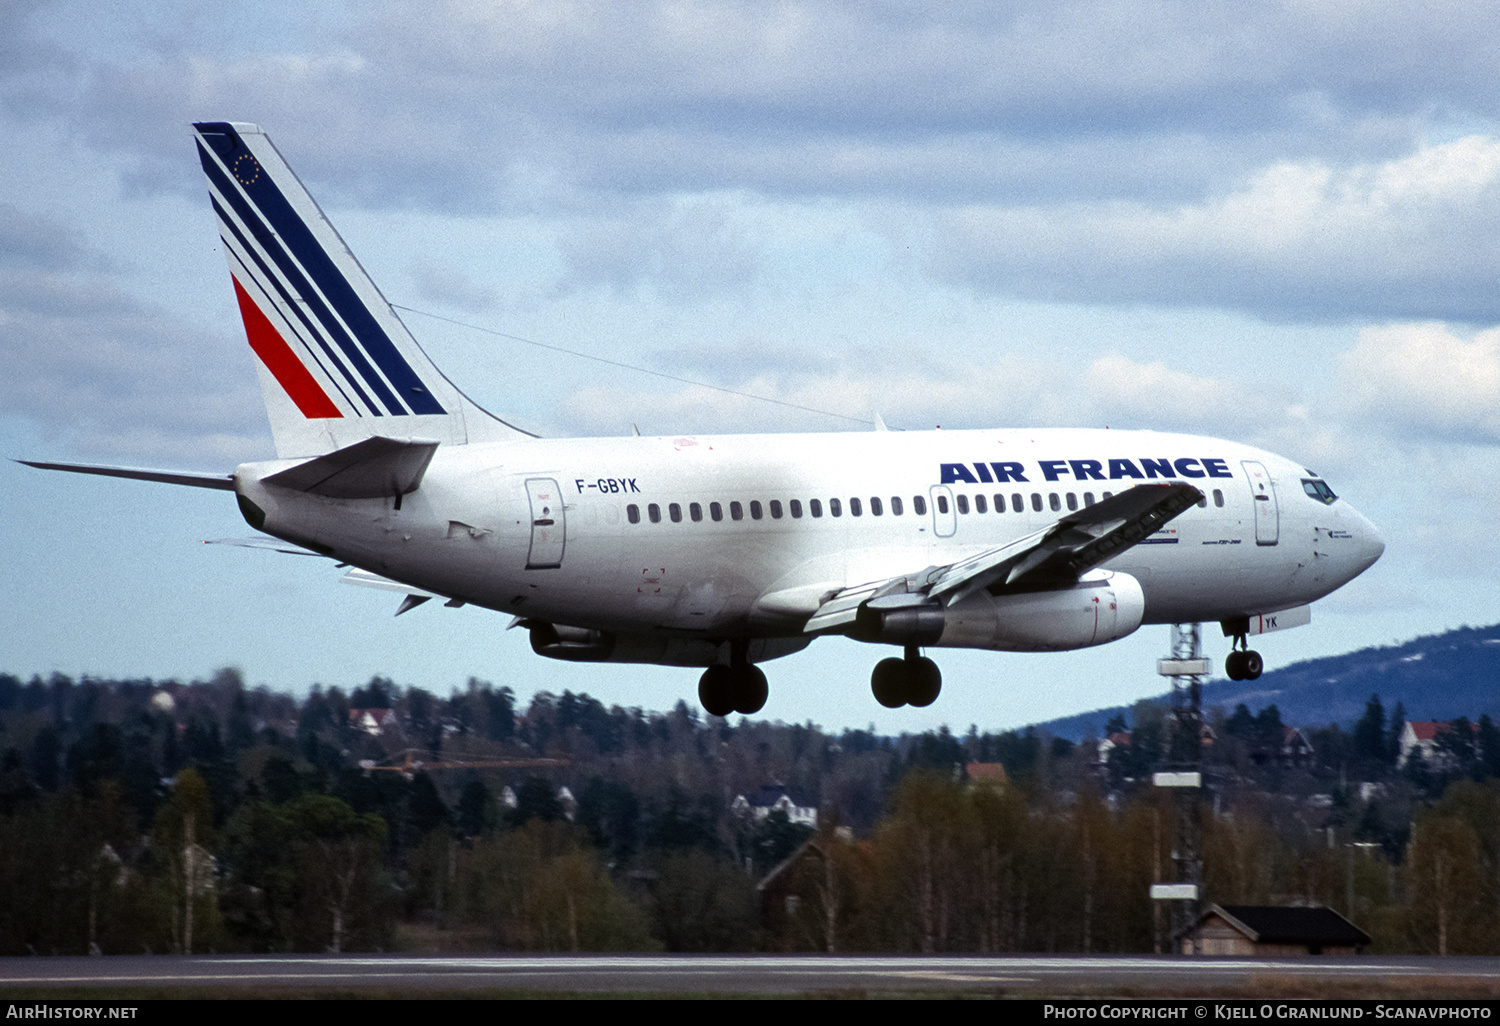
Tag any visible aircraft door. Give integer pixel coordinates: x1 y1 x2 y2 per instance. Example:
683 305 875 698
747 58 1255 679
1241 460 1279 546
525 477 566 569
929 485 957 538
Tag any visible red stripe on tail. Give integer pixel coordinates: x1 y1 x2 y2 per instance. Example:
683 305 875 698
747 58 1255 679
232 277 343 419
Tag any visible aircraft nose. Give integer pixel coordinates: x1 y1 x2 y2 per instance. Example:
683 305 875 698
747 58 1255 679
1344 506 1385 576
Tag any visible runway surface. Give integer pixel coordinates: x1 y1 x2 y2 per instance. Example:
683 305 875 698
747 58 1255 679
5 953 1500 997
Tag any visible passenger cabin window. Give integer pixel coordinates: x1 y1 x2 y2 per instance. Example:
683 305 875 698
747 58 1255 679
790 499 803 518
936 494 949 514
730 501 744 521
690 502 703 522
770 499 784 519
669 502 683 523
913 495 926 516
1012 493 1023 513
1030 493 1043 512
1213 489 1224 507
710 501 723 522
830 498 842 517
810 499 823 518
627 504 641 524
1066 493 1078 511
1083 492 1095 507
648 503 662 523
1049 493 1061 512
871 497 883 516
955 494 969 514
850 497 862 516
1302 479 1337 505
750 500 763 520
975 494 987 514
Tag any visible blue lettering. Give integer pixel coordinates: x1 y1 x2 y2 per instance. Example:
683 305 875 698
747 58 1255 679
990 461 1028 483
940 463 978 484
1069 459 1105 481
575 478 586 492
1203 458 1233 479
973 462 994 483
1140 458 1173 479
1173 457 1206 479
1040 460 1069 482
628 478 640 493
1108 458 1143 480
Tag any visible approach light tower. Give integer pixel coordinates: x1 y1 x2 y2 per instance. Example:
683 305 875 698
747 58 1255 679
1150 622 1207 954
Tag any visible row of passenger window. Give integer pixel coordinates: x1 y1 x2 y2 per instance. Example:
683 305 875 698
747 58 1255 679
627 495 921 525
939 488 1227 515
625 488 1226 525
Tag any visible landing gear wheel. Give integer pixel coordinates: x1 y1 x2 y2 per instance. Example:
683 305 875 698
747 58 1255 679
1225 650 1246 681
907 657 942 708
698 664 736 717
871 658 908 708
731 664 769 715
1241 649 1263 681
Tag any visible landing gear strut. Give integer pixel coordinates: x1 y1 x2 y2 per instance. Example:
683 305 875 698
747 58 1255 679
870 645 942 708
1224 634 1263 681
697 640 769 717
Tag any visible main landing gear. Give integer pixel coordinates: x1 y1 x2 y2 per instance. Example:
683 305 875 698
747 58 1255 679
698 640 769 717
1224 635 1264 681
871 645 942 709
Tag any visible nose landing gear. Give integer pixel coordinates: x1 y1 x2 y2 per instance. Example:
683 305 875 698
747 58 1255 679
1224 636 1263 681
870 645 942 708
697 640 769 717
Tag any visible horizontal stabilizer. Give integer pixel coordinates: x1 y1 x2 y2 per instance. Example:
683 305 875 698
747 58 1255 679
204 536 329 556
341 567 441 598
263 436 439 498
17 460 235 491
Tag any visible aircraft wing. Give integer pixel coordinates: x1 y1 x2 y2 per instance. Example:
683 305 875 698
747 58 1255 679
804 483 1203 634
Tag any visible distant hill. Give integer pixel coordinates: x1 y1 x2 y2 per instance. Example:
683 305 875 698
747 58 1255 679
1036 623 1500 741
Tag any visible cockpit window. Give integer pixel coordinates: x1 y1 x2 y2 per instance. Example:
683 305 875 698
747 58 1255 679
1302 478 1337 505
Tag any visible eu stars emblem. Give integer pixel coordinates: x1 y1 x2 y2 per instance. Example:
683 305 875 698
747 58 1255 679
233 153 261 187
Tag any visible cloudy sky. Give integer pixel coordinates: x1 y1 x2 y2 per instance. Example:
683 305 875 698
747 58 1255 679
4 0 1498 734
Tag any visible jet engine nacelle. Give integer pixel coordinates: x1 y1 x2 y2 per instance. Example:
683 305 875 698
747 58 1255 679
855 570 1146 652
528 622 811 666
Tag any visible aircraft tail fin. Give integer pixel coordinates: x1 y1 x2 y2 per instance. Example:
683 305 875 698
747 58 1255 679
192 121 532 457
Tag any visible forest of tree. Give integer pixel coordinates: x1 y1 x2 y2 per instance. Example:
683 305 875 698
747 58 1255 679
2 670 1499 956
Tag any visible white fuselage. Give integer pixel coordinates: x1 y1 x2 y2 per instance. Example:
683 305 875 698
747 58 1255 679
234 426 1384 654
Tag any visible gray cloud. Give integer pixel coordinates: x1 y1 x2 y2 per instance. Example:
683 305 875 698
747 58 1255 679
0 208 267 463
17 0 1497 211
8 0 1500 420
928 136 1500 321
407 261 497 312
0 204 90 272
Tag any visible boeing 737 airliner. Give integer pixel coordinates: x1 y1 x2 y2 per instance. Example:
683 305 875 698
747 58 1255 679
22 122 1385 715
